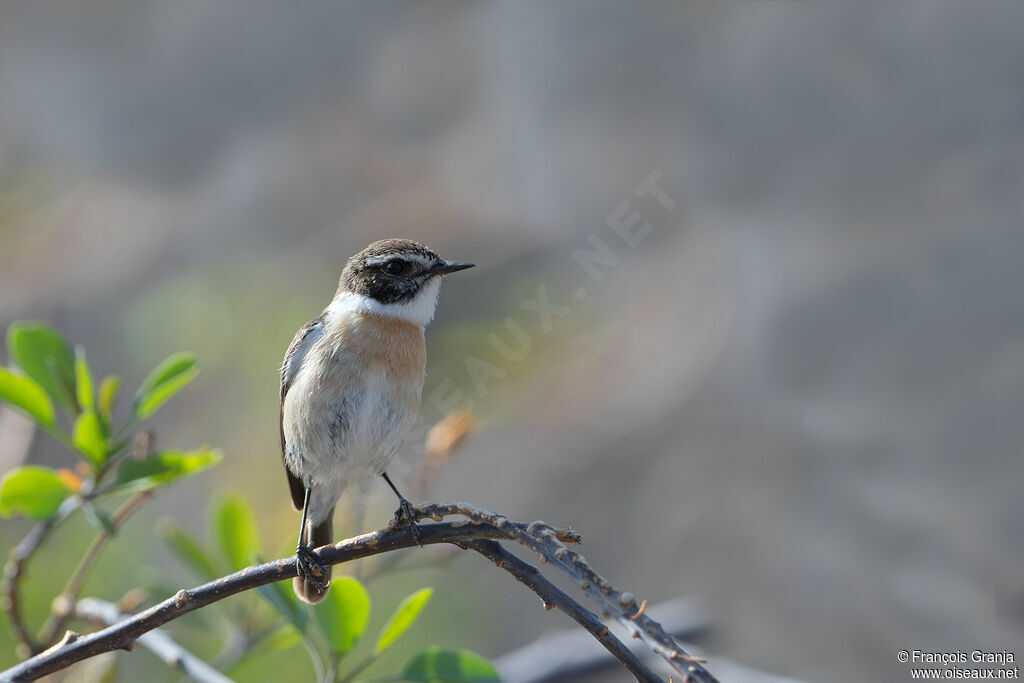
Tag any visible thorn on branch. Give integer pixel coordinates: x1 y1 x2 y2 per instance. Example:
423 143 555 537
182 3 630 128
631 599 649 620
558 528 582 543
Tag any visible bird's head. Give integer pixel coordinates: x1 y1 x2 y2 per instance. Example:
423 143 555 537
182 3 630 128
333 238 474 326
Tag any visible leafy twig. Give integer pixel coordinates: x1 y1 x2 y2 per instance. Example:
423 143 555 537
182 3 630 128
3 503 718 683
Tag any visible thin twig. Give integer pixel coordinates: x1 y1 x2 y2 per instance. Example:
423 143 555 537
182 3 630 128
38 491 152 647
74 598 232 683
1 520 53 657
494 598 710 683
406 503 718 683
464 539 664 683
336 651 378 683
3 503 718 683
1 497 81 657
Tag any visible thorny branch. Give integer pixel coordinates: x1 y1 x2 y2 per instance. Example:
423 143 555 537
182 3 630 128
492 597 812 683
494 597 710 683
2 503 719 683
406 503 718 683
463 538 663 683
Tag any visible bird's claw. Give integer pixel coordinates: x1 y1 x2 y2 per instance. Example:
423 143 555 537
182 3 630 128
295 544 329 589
394 498 422 546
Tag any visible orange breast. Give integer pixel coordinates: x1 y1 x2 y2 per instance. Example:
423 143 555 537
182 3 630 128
334 311 426 381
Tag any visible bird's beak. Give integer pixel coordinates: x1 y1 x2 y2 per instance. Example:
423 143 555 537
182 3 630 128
432 260 475 275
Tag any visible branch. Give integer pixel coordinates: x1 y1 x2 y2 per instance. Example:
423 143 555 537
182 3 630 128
492 597 810 683
2 496 82 657
38 491 152 647
2 503 719 683
463 539 663 683
494 598 709 682
1 519 53 656
74 598 232 683
406 504 718 683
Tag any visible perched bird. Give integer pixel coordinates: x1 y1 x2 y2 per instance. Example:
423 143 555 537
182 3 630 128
279 238 474 603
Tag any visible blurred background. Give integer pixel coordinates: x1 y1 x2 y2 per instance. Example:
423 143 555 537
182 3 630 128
2 1 1023 681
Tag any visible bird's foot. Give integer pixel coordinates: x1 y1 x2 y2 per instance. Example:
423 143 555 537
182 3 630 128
295 544 329 589
393 498 422 546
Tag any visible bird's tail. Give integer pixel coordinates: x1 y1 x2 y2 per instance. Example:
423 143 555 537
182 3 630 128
293 510 333 604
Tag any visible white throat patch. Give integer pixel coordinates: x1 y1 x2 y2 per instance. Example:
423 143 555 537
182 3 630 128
326 278 442 327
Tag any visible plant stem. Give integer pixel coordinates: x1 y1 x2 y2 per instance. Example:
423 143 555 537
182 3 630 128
37 491 152 647
2 498 82 657
336 651 378 683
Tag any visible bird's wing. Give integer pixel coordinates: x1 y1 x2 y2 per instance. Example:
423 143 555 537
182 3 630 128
280 314 325 510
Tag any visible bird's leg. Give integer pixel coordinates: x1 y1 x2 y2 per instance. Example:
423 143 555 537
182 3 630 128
295 487 328 588
382 471 422 546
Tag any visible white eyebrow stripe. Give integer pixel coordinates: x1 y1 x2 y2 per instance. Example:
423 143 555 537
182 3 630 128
364 253 434 269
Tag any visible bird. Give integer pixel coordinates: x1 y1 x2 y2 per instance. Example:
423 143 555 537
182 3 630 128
279 238 474 603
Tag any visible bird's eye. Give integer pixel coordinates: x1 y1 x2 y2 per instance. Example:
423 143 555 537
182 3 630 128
384 260 405 275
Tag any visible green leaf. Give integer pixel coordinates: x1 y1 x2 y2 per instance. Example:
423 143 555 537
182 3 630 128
97 376 120 423
134 352 200 420
375 587 434 655
0 369 56 427
159 520 220 581
389 647 501 683
6 321 77 413
0 466 72 520
74 346 95 411
72 410 107 465
112 448 222 495
256 578 307 633
213 492 261 570
313 576 371 655
81 500 116 535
